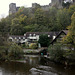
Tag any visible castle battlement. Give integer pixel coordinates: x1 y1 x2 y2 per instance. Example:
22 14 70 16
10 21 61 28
9 0 75 15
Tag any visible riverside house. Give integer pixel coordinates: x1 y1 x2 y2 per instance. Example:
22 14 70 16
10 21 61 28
50 30 74 50
8 35 26 44
8 32 59 45
50 30 68 45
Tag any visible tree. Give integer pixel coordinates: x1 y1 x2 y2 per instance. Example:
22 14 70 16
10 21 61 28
68 4 75 17
56 9 70 30
0 18 10 33
38 34 51 47
63 12 75 50
0 18 9 48
48 7 58 31
19 15 27 25
8 43 23 60
16 7 29 17
48 44 64 62
29 43 38 49
35 8 46 25
10 18 25 35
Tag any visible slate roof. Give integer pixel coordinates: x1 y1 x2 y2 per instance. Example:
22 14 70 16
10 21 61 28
25 32 59 39
62 30 68 34
9 35 25 39
9 31 67 41
50 30 68 44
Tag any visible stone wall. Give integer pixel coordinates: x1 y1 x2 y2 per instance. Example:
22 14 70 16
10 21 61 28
9 3 17 14
9 0 75 14
51 0 63 8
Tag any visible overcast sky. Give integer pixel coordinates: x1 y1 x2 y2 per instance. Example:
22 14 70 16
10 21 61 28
0 0 51 18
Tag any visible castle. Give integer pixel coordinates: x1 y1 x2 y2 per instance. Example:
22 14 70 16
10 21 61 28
9 0 75 15
9 3 20 14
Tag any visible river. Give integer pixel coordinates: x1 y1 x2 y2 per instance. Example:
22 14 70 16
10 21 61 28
0 55 75 75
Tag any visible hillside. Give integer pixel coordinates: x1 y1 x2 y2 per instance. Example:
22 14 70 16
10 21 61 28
0 3 75 35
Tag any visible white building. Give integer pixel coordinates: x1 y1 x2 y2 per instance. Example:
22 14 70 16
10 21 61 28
8 32 59 44
8 35 26 44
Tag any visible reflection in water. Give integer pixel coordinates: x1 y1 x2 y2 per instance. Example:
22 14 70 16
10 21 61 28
27 56 40 66
0 55 75 75
0 70 2 75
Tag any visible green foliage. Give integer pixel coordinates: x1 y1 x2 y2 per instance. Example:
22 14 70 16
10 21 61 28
8 43 23 60
0 18 10 33
48 44 64 62
63 49 75 60
35 8 46 25
63 12 75 49
68 4 75 17
16 7 29 17
29 43 38 49
19 15 27 25
56 9 70 30
10 17 25 35
48 44 75 63
38 34 51 47
0 46 8 60
0 42 24 60
48 7 58 31
10 24 25 35
0 4 75 34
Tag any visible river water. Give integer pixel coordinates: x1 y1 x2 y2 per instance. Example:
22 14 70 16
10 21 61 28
0 55 75 75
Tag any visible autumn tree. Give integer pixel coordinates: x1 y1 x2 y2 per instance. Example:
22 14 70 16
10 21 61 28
63 12 75 50
68 4 75 17
16 6 29 17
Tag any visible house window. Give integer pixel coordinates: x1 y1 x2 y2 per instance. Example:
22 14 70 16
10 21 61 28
19 39 21 41
48 35 50 37
29 34 32 37
19 37 21 39
53 36 56 39
24 34 26 36
33 34 36 36
15 37 17 39
23 37 25 39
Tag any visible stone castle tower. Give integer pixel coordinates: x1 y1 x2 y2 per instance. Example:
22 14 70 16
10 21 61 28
51 0 64 8
9 3 20 15
9 3 16 14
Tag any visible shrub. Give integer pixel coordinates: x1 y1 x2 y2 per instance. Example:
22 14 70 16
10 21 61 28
63 49 75 60
29 43 38 49
8 43 23 60
0 46 9 60
38 34 51 47
48 44 64 62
